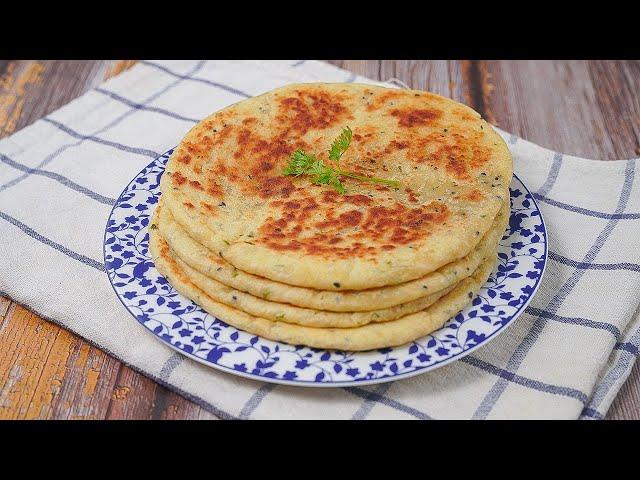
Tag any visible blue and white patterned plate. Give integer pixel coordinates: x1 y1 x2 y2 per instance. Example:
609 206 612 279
104 149 547 387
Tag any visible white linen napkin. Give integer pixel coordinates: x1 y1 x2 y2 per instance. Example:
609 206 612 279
1 60 638 419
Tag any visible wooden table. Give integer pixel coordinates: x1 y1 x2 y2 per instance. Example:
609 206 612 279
0 60 638 420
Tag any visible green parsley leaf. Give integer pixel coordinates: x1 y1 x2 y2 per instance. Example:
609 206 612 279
282 150 317 176
328 126 352 163
282 126 399 194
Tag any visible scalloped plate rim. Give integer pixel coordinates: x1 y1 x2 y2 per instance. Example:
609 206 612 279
103 148 547 388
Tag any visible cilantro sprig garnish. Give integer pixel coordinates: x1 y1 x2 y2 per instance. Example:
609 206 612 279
328 125 353 163
282 127 400 194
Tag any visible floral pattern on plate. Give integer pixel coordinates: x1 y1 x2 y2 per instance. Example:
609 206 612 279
104 149 547 386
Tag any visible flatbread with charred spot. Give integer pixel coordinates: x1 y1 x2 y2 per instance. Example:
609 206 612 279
160 82 512 290
153 196 508 312
150 229 496 351
152 229 457 328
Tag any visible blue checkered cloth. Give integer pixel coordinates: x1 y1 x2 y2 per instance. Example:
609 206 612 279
1 60 638 419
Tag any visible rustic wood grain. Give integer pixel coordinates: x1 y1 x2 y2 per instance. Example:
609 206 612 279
609 362 640 420
587 60 640 159
0 60 217 420
329 60 381 80
0 61 107 137
478 60 640 160
1 60 638 420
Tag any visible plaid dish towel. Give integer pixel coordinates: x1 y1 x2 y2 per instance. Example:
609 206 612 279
1 60 638 420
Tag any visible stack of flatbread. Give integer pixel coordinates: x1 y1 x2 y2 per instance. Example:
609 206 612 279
149 83 512 351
